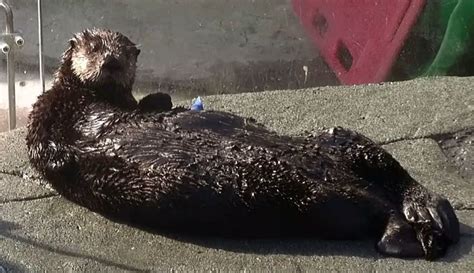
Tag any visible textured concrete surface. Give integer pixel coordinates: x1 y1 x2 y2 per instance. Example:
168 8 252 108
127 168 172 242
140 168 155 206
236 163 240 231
1 76 473 272
191 76 473 143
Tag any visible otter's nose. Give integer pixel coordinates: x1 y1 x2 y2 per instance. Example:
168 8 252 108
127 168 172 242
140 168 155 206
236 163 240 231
102 56 122 71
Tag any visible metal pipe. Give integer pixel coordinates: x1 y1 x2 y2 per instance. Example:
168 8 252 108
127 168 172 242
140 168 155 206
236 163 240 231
0 1 13 33
38 0 45 93
1 0 23 130
6 47 15 129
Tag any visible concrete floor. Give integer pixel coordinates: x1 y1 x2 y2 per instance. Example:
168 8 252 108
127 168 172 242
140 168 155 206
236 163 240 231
0 76 472 272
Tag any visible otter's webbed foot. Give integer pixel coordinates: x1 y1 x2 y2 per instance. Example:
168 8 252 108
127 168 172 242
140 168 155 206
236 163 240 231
402 194 460 260
138 92 173 113
377 213 425 258
377 194 459 260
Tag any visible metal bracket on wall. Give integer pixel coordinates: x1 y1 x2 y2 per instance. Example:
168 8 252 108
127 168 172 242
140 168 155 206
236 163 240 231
1 0 24 130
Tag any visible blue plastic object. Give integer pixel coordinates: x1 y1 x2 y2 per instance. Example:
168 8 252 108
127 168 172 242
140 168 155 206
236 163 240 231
191 96 204 111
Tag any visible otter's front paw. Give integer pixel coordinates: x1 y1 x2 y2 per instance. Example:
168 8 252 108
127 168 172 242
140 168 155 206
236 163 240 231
43 150 78 177
403 194 460 260
138 92 172 113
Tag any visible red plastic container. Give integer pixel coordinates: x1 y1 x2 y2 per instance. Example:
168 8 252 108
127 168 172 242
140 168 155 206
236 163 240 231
292 0 426 84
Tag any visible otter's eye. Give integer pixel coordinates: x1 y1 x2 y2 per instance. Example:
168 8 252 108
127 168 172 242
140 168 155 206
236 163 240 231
90 43 100 53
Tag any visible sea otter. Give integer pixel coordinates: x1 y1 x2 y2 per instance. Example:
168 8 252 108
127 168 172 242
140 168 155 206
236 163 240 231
26 29 459 260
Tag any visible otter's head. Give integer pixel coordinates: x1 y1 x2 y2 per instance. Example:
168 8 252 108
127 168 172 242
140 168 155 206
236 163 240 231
56 29 140 91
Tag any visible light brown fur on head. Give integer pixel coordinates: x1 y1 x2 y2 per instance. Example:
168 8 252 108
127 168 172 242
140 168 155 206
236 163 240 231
54 28 141 92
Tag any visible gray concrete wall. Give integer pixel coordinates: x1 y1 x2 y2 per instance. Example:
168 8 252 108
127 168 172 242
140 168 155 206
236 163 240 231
1 0 338 131
5 0 337 95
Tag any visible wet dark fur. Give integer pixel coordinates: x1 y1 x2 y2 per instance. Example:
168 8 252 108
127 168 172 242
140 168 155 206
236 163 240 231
26 29 460 260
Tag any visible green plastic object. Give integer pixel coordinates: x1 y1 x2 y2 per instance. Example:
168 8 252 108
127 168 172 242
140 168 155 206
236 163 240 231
424 0 474 76
419 0 474 76
391 0 474 80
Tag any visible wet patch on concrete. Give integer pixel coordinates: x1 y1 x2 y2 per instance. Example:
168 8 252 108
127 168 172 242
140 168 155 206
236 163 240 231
432 128 474 180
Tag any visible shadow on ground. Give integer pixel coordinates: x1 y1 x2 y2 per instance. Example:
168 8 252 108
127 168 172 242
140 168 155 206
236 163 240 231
1 213 472 271
133 219 474 262
0 220 147 272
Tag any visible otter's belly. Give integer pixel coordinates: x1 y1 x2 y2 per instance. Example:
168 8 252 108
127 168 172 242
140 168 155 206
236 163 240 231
73 110 390 238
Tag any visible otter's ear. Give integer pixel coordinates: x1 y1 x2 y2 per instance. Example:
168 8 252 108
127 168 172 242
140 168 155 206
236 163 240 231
135 48 141 57
68 36 78 49
61 36 77 63
69 39 76 49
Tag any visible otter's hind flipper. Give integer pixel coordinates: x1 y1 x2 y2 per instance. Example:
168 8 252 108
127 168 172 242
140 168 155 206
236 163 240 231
377 213 424 258
377 194 459 260
315 127 460 260
402 193 460 260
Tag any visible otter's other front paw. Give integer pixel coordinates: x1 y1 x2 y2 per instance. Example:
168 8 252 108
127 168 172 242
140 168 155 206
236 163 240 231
138 92 172 113
403 195 460 260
